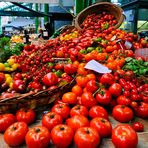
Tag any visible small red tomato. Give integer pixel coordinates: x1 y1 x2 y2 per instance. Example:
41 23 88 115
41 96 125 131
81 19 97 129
12 80 25 92
86 80 98 93
66 115 89 132
4 122 28 147
0 72 5 84
42 72 58 86
62 92 77 105
42 112 63 131
134 102 148 119
132 122 144 132
109 83 122 97
89 105 108 120
25 126 50 148
0 114 16 132
112 125 138 148
117 95 131 106
96 89 112 105
72 85 83 96
70 105 89 117
74 127 100 148
81 92 97 109
100 73 115 85
90 117 112 137
112 105 133 122
64 64 77 74
51 124 74 148
16 108 35 125
51 103 70 119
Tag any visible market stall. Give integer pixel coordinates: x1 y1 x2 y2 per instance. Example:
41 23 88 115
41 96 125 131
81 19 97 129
0 2 148 148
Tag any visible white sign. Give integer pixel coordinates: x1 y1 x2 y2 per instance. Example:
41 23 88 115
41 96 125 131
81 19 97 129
85 60 112 74
2 0 59 4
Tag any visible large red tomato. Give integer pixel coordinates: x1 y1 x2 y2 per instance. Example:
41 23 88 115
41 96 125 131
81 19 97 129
96 89 112 105
42 112 63 131
66 115 89 132
74 127 100 148
109 83 122 97
100 73 115 85
51 103 70 119
16 108 35 125
132 122 144 132
4 122 28 147
112 105 133 122
51 124 74 148
62 92 77 105
81 92 97 108
89 105 109 120
25 126 50 148
90 117 112 137
112 125 138 148
42 72 58 86
70 105 89 117
0 114 16 132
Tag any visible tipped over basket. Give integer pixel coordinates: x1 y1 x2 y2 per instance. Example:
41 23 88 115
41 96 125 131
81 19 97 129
75 2 124 30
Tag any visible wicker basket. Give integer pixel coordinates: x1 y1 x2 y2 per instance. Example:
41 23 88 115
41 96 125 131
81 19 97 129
75 2 124 30
0 79 76 114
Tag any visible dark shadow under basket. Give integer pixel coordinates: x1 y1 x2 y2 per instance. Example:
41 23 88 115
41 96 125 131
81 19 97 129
75 2 124 30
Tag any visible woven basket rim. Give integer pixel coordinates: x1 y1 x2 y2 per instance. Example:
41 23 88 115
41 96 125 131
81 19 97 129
75 2 124 30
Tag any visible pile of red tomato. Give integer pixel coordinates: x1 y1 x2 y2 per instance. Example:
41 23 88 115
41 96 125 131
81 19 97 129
0 10 148 148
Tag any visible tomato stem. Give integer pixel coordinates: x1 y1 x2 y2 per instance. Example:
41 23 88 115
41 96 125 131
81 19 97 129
76 105 81 110
13 126 17 131
50 114 55 119
60 127 65 131
35 128 41 133
86 130 90 134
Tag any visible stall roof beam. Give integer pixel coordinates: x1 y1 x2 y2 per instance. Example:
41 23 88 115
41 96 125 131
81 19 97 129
0 11 73 21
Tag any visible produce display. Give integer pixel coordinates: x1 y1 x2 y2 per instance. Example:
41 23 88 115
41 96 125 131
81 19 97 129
0 7 148 148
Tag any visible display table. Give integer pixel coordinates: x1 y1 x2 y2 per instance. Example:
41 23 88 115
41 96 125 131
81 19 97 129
0 115 148 148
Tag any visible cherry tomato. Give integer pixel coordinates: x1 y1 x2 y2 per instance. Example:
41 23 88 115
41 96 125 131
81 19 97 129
89 105 108 120
16 108 35 125
25 126 50 148
86 73 96 81
100 73 115 85
42 112 63 131
112 125 138 148
62 92 77 105
81 92 97 109
132 121 144 132
51 124 74 148
109 83 122 97
51 103 70 119
74 127 100 148
90 117 112 137
112 105 133 122
70 105 89 117
96 89 112 105
4 122 28 147
0 114 15 132
66 115 89 132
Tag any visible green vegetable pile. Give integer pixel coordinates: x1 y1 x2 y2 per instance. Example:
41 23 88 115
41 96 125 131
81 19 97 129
123 57 148 77
0 37 24 62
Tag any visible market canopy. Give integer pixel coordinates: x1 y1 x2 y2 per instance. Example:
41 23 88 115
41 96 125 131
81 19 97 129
2 0 59 4
5 18 34 28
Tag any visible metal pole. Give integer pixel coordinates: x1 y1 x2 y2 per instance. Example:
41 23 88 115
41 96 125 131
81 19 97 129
44 4 49 23
0 16 2 34
35 4 39 33
75 0 85 15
